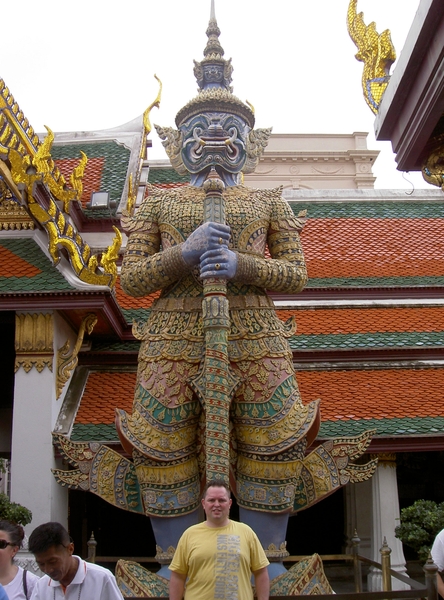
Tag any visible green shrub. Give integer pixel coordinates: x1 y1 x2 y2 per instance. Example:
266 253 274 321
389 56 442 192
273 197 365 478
0 493 32 526
395 499 444 562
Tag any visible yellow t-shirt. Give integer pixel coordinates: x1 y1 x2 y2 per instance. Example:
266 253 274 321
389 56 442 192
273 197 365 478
169 520 269 600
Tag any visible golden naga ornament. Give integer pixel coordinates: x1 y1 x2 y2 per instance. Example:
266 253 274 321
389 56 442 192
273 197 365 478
347 0 396 114
422 134 444 191
0 78 120 287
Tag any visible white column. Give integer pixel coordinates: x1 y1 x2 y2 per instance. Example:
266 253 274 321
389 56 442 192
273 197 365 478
367 454 408 591
345 479 372 559
10 312 76 538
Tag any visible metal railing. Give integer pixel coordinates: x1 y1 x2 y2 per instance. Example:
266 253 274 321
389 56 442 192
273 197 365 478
86 532 438 600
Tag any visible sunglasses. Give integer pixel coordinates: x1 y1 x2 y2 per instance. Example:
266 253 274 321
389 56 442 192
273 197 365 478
0 540 15 550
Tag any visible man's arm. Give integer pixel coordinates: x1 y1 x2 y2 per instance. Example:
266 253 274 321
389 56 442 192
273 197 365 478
253 567 270 600
169 570 187 600
437 572 444 599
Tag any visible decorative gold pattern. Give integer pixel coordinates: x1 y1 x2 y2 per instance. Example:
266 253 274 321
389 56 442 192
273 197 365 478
154 545 176 565
115 560 169 598
237 430 377 513
141 75 162 160
52 434 145 514
269 554 334 596
265 542 290 560
56 313 97 399
422 136 444 190
0 78 119 287
0 192 34 230
347 0 396 114
15 313 53 373
8 148 120 286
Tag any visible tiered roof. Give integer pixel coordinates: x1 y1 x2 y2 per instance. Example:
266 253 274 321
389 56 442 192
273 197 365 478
46 171 443 453
2 76 443 454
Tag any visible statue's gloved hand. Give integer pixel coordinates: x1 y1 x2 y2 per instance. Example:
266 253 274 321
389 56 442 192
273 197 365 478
182 222 231 267
200 246 238 280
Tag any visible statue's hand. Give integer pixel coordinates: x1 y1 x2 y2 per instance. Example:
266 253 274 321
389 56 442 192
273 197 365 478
182 222 231 267
200 246 238 280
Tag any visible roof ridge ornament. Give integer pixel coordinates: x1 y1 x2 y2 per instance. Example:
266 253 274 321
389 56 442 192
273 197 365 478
347 0 396 115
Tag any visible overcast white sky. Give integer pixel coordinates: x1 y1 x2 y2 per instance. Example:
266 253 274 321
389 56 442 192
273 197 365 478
2 0 430 190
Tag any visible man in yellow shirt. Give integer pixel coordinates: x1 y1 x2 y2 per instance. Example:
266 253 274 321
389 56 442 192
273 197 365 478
169 481 269 600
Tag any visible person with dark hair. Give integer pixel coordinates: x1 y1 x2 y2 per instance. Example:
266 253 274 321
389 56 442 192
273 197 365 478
169 480 269 600
0 520 39 599
28 522 123 600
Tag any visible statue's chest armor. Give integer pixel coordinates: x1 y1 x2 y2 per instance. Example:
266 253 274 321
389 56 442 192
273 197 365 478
158 192 271 244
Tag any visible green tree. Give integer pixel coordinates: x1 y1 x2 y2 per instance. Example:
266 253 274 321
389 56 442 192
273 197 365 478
0 493 32 526
395 500 444 562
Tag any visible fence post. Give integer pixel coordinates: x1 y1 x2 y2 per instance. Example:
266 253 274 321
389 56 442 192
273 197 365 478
352 529 363 593
380 537 392 592
87 531 97 563
424 553 438 600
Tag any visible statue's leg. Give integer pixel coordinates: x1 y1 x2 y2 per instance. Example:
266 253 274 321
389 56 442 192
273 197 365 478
116 357 203 575
151 510 200 578
239 507 290 578
232 357 320 580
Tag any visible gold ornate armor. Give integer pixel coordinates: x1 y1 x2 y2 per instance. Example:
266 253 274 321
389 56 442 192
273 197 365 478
118 183 320 517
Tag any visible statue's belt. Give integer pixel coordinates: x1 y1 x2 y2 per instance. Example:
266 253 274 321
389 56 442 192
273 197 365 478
150 294 275 312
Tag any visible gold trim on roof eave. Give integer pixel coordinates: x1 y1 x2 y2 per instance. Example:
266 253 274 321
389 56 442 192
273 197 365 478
0 76 120 287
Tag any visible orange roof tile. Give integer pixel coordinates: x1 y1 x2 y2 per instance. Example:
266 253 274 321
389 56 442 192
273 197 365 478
55 157 105 208
301 218 444 278
75 367 444 426
0 245 42 277
114 276 160 309
275 307 444 335
297 368 444 421
75 371 136 424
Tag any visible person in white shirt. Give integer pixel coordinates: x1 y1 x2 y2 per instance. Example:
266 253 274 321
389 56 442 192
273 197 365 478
0 520 39 600
28 522 123 600
431 528 444 600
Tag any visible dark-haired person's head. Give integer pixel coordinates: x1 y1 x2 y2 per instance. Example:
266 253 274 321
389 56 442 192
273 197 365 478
29 522 77 587
0 520 24 565
202 478 231 499
28 522 70 555
201 479 232 527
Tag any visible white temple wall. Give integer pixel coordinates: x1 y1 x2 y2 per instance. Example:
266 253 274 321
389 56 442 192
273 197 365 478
10 311 77 536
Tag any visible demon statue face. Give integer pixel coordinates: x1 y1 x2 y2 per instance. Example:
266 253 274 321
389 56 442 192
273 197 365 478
154 4 271 186
155 117 271 187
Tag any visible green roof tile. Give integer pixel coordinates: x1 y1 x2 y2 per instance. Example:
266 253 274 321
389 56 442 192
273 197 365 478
0 238 76 292
73 416 444 443
120 308 151 322
52 141 130 218
90 341 140 352
289 202 444 219
148 167 189 184
306 276 444 288
71 423 118 442
319 416 444 438
289 332 444 351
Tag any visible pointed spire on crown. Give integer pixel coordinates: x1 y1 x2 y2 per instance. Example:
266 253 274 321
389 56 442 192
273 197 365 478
193 0 233 92
175 0 254 127
203 0 224 61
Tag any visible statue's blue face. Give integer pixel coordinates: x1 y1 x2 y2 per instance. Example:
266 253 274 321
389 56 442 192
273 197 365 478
180 112 248 176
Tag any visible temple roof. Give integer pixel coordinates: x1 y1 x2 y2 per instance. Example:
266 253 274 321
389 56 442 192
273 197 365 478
69 365 444 451
52 140 131 218
2 86 443 453
0 238 76 293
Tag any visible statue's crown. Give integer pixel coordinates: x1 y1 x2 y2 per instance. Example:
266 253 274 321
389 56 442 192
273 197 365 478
175 0 255 128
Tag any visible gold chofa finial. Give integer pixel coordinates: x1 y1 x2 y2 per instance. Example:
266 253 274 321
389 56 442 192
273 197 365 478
347 0 396 114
